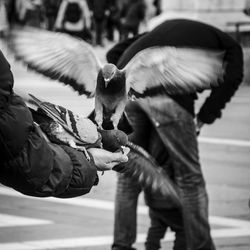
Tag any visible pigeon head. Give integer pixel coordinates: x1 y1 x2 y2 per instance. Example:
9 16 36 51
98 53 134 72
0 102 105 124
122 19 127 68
97 63 126 95
101 63 117 88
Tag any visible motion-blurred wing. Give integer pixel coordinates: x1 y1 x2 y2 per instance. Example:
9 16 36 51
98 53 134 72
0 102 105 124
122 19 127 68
10 27 102 96
125 46 224 97
113 141 182 207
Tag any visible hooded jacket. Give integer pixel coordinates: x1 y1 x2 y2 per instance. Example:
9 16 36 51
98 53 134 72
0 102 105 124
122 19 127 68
0 50 98 198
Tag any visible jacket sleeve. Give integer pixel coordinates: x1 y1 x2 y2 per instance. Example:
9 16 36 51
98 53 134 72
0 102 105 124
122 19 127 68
0 50 14 110
197 42 244 124
0 50 98 198
0 124 98 198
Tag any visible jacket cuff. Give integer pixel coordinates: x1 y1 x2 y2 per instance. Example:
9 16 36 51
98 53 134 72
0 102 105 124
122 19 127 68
58 145 98 198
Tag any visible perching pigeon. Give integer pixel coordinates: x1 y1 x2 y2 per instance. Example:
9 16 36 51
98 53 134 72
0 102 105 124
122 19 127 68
9 27 224 129
28 94 181 206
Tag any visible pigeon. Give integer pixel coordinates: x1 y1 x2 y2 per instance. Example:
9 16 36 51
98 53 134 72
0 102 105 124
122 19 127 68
9 27 224 129
28 94 181 206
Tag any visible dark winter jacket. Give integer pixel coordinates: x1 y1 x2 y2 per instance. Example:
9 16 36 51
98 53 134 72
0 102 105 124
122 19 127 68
0 50 98 198
107 19 244 124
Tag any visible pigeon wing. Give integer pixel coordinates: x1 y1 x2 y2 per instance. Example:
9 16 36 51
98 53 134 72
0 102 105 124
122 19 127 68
113 141 182 207
28 94 101 147
10 27 102 96
124 46 224 97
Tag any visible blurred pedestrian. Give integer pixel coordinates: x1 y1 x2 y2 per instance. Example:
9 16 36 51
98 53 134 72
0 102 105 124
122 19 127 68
4 0 17 26
0 0 9 38
16 0 46 28
243 0 250 16
15 0 46 28
0 49 129 198
43 0 62 30
54 0 92 42
143 0 157 32
120 0 147 41
88 0 110 46
153 0 161 16
106 0 121 42
107 19 243 250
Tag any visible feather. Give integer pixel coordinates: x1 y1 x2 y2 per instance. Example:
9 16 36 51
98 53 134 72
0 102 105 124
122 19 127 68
28 94 101 148
9 27 102 96
115 141 182 207
125 46 224 97
9 28 225 129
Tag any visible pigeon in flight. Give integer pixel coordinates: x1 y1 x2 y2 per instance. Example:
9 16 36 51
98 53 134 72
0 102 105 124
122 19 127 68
10 27 224 129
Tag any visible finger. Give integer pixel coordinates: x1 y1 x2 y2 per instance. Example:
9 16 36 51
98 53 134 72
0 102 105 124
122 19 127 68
107 162 120 169
122 146 130 156
112 151 129 163
96 164 113 171
102 164 114 171
109 162 126 169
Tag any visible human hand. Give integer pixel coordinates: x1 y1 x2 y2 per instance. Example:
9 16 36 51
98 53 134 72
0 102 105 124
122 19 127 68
87 147 130 171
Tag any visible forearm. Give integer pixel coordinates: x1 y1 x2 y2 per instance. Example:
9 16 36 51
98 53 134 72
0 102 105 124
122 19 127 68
197 44 243 124
0 125 98 198
27 127 98 198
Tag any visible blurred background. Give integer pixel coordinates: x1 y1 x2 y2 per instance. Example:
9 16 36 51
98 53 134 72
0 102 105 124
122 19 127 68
0 1 250 250
1 0 250 82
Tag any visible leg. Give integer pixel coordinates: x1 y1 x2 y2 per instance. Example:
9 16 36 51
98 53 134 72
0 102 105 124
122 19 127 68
145 208 167 250
106 16 114 41
146 128 186 249
140 97 215 250
94 19 104 46
112 174 141 250
94 98 103 129
111 99 127 129
159 208 187 250
112 101 152 250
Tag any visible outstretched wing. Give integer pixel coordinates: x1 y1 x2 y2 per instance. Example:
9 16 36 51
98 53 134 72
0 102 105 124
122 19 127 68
113 141 182 207
124 46 224 97
9 27 102 96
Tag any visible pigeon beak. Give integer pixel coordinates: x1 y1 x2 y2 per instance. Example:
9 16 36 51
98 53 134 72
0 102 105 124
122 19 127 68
104 78 110 88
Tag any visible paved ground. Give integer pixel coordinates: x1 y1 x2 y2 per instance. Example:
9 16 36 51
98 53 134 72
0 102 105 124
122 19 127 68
0 40 250 250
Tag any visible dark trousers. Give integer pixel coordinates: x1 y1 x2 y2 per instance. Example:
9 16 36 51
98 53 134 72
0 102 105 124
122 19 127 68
112 101 149 250
146 208 186 250
142 97 215 250
112 98 215 250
